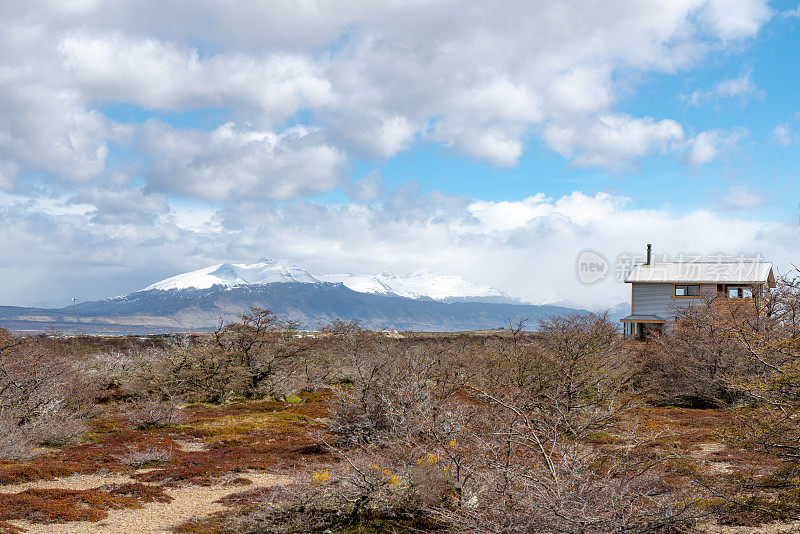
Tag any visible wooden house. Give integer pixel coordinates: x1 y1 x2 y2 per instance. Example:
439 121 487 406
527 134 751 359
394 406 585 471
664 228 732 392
621 245 776 340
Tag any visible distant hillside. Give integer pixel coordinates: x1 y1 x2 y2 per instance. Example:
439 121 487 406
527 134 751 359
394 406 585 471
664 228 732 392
0 283 580 334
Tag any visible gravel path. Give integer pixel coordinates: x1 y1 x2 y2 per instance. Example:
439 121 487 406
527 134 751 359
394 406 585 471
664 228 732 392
4 471 290 533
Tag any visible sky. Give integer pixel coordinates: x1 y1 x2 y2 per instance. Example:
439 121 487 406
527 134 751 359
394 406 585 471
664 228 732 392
0 0 799 309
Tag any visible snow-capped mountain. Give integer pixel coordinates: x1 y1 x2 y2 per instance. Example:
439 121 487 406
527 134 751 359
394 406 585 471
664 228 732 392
144 259 320 291
141 259 515 303
315 271 508 301
0 258 580 334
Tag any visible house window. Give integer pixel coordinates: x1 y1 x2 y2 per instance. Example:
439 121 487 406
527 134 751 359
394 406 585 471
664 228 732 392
674 284 701 297
725 285 754 299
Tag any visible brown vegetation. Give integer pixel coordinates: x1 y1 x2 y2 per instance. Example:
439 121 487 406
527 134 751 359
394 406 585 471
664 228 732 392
0 482 170 524
3 277 800 532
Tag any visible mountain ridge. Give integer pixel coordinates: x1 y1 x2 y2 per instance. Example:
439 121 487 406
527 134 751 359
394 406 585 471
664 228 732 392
0 260 581 334
139 258 523 304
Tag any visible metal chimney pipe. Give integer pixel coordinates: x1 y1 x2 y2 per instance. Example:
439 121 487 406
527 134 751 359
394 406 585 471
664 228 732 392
646 244 652 265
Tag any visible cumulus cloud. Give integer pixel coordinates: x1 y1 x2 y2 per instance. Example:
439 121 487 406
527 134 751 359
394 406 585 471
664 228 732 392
139 121 347 201
347 171 385 203
0 0 775 201
0 85 118 184
0 1 784 309
543 114 684 170
58 33 335 124
72 185 169 225
697 0 772 40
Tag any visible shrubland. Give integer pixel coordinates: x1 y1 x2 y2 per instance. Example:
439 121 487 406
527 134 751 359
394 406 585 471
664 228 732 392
2 272 800 532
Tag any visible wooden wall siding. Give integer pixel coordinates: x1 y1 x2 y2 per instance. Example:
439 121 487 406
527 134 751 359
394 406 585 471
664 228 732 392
632 283 710 320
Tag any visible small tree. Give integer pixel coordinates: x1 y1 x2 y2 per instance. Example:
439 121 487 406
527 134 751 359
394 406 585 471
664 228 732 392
212 307 308 398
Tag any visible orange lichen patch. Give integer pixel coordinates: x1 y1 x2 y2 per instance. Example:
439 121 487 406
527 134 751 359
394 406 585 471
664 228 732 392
0 521 24 534
86 412 131 435
0 461 84 487
0 483 170 524
132 437 329 486
1 396 332 490
0 431 182 486
640 407 727 440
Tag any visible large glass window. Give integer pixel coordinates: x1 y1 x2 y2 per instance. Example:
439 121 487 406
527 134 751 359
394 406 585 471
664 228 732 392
674 284 701 297
725 285 754 299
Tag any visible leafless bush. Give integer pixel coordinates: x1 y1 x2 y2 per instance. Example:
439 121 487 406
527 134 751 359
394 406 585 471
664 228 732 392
0 329 94 459
211 308 311 398
28 405 88 447
327 322 475 445
123 342 251 404
222 448 441 533
124 394 186 429
428 395 703 533
112 445 173 467
638 296 754 407
311 313 703 532
0 419 35 461
119 309 319 403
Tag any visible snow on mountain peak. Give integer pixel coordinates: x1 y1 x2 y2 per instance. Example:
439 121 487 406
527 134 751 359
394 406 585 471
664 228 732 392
317 270 506 301
142 259 510 302
143 259 319 291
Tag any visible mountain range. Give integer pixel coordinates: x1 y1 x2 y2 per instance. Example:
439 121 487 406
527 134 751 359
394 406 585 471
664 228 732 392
142 259 517 303
0 259 579 334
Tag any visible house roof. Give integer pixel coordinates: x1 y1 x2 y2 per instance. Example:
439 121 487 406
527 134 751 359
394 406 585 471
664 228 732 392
620 314 665 323
625 261 775 287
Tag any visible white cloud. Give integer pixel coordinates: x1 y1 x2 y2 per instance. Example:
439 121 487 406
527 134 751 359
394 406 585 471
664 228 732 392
772 123 795 146
782 4 800 17
544 114 684 169
347 171 385 203
718 183 763 210
0 0 775 199
0 84 118 184
0 187 795 311
59 33 335 125
685 128 746 165
139 121 347 201
685 69 764 105
698 0 772 40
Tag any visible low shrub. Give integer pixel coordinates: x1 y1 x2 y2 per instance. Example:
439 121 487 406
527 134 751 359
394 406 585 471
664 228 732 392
0 329 95 460
221 455 441 533
112 445 174 467
124 395 186 429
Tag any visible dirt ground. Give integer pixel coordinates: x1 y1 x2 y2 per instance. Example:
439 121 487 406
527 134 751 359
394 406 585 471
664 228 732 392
4 471 290 533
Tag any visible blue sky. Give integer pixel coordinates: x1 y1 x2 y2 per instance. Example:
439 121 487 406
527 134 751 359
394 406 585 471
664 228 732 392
0 0 798 308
